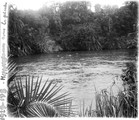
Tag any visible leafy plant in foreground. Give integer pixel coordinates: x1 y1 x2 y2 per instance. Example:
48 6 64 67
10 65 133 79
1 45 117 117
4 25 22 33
78 100 96 117
94 63 137 117
8 59 74 117
8 75 74 117
121 62 137 117
95 88 137 117
79 66 137 118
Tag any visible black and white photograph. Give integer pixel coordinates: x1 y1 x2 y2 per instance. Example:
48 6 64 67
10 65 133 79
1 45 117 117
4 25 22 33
0 0 138 118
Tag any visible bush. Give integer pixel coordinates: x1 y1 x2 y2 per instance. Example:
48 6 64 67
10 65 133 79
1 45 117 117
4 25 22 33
121 63 137 117
60 23 102 51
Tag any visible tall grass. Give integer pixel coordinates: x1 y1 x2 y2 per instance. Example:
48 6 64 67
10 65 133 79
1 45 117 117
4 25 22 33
79 62 137 117
121 63 137 117
94 89 136 117
78 100 97 117
79 85 137 117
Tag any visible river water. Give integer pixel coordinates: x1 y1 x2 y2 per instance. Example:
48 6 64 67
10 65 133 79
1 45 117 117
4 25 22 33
14 49 136 110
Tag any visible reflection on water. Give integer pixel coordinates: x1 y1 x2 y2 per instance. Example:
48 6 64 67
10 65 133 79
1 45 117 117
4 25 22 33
14 49 136 109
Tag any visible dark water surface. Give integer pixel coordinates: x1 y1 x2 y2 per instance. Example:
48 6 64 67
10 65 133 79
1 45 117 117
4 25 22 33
14 49 136 110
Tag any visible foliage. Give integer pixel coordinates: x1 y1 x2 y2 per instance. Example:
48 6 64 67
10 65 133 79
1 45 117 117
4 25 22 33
9 1 138 56
121 62 137 85
79 85 137 117
8 62 136 118
126 32 137 49
78 62 137 117
59 1 92 26
58 1 137 51
8 4 62 56
8 60 74 117
94 88 137 117
121 62 137 117
60 23 102 51
8 6 29 56
8 56 18 85
78 100 96 117
102 32 126 49
8 76 73 117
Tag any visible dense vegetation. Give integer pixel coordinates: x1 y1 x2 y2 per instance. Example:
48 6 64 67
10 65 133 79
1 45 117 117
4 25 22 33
8 1 138 56
78 62 137 117
8 58 137 117
8 1 138 117
95 62 137 117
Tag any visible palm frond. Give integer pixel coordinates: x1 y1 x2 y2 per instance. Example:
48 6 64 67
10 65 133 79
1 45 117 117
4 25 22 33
8 75 74 117
8 56 18 85
27 102 58 117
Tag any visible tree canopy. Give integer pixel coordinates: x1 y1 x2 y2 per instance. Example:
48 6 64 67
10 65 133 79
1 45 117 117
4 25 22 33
8 1 138 56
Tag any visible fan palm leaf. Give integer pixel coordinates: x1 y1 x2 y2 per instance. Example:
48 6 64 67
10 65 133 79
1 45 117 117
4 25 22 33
8 56 18 85
8 57 74 117
27 102 58 117
8 75 74 117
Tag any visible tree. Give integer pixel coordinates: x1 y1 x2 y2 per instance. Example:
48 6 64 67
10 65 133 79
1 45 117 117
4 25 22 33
59 1 91 27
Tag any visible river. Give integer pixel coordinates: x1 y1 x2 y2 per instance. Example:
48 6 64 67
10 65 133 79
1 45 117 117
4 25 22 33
14 49 136 110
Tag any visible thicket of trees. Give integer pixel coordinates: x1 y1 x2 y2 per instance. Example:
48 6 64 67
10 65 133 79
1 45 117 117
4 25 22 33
8 1 138 56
